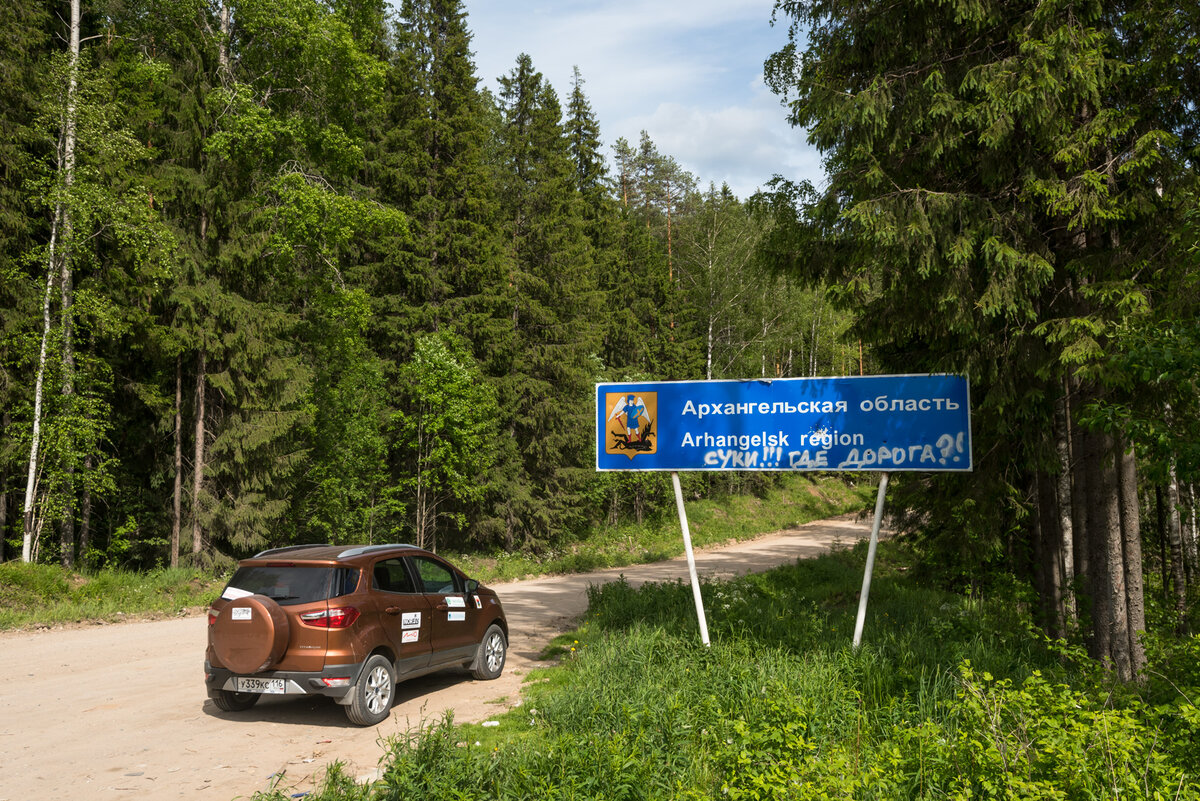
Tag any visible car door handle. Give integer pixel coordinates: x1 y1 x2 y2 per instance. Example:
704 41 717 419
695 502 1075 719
436 603 449 611
385 607 401 615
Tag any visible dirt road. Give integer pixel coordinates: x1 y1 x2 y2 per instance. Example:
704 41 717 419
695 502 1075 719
0 516 867 801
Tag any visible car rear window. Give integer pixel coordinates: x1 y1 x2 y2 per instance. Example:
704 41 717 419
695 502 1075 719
222 566 360 605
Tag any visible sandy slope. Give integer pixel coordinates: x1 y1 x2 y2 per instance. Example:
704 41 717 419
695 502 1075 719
0 515 868 801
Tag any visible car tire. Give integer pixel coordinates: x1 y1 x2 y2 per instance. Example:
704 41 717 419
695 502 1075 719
471 624 507 680
345 654 394 726
210 689 260 712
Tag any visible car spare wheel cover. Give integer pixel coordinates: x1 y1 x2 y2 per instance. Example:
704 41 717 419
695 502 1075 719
212 595 290 674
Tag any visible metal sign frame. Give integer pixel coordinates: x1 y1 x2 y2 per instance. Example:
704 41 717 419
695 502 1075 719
597 374 971 473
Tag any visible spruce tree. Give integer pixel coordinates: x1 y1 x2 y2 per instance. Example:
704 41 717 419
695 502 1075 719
763 0 1193 676
489 54 601 547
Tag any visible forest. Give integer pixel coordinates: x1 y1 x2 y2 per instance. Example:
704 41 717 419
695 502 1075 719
2 0 1199 681
1 0 858 570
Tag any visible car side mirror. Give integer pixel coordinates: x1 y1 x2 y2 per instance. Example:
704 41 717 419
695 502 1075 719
464 579 479 594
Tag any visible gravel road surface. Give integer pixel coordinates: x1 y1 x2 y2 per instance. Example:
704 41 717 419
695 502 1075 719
0 515 868 800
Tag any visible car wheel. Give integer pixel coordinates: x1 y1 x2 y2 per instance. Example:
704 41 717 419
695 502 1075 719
345 654 394 726
471 624 507 680
210 689 260 712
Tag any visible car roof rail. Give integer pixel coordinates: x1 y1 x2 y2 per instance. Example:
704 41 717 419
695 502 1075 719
336 543 418 559
252 543 332 558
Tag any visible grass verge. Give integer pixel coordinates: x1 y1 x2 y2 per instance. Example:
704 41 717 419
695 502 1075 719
0 562 226 630
261 540 1200 801
446 473 873 582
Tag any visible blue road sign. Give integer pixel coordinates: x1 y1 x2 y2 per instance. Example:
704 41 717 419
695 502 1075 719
596 374 971 472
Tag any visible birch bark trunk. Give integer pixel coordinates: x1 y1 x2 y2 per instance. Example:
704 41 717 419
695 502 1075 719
59 214 76 568
191 350 207 555
0 412 8 561
22 0 81 563
57 0 82 568
1185 482 1198 583
1165 458 1188 632
171 355 182 568
1053 386 1076 624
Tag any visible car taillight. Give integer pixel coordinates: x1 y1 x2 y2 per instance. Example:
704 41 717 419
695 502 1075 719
300 607 360 628
207 608 219 626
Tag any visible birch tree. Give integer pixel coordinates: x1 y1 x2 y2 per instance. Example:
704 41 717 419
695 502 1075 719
21 0 80 563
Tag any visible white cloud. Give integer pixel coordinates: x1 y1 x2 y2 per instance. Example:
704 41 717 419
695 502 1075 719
460 0 824 198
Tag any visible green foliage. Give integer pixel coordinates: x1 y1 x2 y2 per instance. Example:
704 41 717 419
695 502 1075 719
483 53 603 549
760 0 1200 664
394 332 499 549
299 287 402 544
0 560 226 629
270 543 1200 800
447 473 868 583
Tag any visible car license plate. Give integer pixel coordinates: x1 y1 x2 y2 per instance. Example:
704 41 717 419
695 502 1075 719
234 677 285 694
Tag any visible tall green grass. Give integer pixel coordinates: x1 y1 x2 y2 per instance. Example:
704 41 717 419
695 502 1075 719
263 541 1200 801
0 562 226 629
446 473 872 582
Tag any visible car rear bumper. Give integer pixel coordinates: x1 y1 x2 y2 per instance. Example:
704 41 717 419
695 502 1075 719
204 659 366 703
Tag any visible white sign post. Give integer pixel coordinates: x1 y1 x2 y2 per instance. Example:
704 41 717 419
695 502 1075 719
852 472 890 649
597 375 971 647
672 471 711 646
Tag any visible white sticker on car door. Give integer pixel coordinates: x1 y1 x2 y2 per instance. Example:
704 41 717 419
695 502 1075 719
445 596 465 608
402 629 419 643
447 611 465 622
402 612 421 629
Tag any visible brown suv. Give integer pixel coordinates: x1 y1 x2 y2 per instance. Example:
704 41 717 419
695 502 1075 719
204 543 508 726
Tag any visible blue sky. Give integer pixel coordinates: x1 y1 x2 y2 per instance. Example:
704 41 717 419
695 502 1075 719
460 0 823 199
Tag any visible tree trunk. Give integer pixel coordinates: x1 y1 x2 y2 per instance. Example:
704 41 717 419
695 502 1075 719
23 1 81 563
1052 386 1076 625
79 454 92 564
22 214 60 562
1116 440 1146 678
1185 482 1198 583
1155 485 1168 605
218 1 231 76
1165 458 1188 632
171 355 182 568
59 233 76 568
0 412 8 562
191 350 207 555
1069 382 1089 587
1036 472 1064 638
56 0 82 569
1082 430 1109 663
1086 431 1131 679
